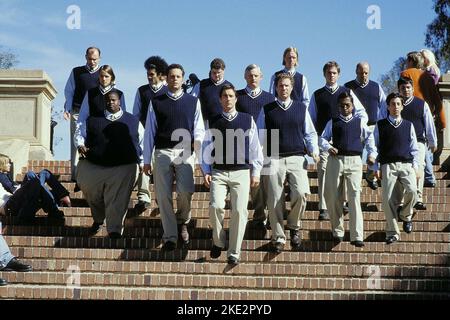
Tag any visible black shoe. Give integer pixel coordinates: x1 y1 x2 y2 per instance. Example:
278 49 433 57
269 242 284 253
133 201 150 215
179 224 189 245
0 278 7 286
318 209 329 220
414 202 427 210
403 221 413 234
386 235 399 245
227 256 239 265
108 232 121 239
161 241 176 252
423 181 436 188
210 245 223 259
74 183 81 193
343 202 349 214
333 236 344 244
350 240 365 247
289 229 301 249
89 222 103 235
252 220 267 230
48 209 65 222
4 258 32 272
365 177 379 190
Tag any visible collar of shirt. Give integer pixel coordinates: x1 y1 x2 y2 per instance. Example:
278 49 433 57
276 97 292 110
104 109 123 121
245 86 261 97
212 78 225 86
283 67 296 76
222 110 238 121
355 79 368 88
325 84 339 93
339 114 354 122
167 90 184 100
99 84 114 95
404 96 414 106
150 82 164 92
86 64 100 74
388 115 402 126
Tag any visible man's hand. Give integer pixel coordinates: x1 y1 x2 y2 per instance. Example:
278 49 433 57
250 176 260 188
375 170 382 180
367 156 376 166
415 168 422 180
77 145 89 158
143 164 152 176
328 147 339 156
139 164 144 173
430 146 437 153
63 111 71 120
204 174 212 189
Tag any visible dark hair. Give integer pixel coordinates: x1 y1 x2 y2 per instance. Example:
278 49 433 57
397 77 414 89
386 92 404 106
86 47 101 56
323 61 340 75
167 64 185 76
219 83 236 97
99 65 116 83
144 56 169 75
275 73 294 87
338 91 353 104
105 89 120 98
210 58 226 70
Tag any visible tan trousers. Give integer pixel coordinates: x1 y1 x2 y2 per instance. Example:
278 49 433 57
381 162 417 238
209 169 250 259
250 175 268 222
77 159 138 234
135 171 151 203
325 156 364 241
153 148 194 244
266 155 310 244
317 150 328 211
70 113 79 181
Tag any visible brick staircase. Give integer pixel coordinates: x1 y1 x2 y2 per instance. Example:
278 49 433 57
0 160 449 300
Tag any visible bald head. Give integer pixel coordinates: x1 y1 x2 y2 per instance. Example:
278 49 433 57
356 62 370 85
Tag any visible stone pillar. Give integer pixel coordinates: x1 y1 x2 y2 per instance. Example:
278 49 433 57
438 73 450 169
0 70 57 162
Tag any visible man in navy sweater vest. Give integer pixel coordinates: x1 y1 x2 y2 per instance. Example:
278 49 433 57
320 92 377 247
201 84 263 265
258 73 319 253
64 47 101 182
132 56 169 215
269 47 310 106
396 77 437 211
143 64 205 251
372 93 419 244
309 61 368 221
75 90 144 238
236 64 275 228
191 58 233 126
345 62 387 190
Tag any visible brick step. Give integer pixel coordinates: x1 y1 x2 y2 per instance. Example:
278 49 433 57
1 271 449 292
1 284 449 300
19 258 450 278
4 236 450 253
2 215 448 233
3 226 449 243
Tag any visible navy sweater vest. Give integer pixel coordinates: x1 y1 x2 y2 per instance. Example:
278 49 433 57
85 112 140 167
209 113 252 171
401 97 426 143
88 87 125 118
264 101 307 157
152 94 197 150
332 117 363 156
236 90 275 121
274 70 304 101
72 66 100 111
345 80 380 125
313 86 350 135
377 119 414 165
199 79 232 122
138 84 168 126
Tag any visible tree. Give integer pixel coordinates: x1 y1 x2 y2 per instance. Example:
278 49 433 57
378 57 407 94
425 0 450 72
0 46 19 69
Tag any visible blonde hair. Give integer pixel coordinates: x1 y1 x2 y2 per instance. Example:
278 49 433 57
282 47 299 67
420 49 441 79
0 154 11 172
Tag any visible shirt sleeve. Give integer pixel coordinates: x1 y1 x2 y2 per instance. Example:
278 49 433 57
370 124 380 172
410 124 419 170
378 84 388 120
191 83 200 98
64 70 75 113
301 75 310 108
423 102 438 149
269 74 276 96
194 99 205 143
137 122 145 165
308 93 318 129
350 89 369 125
77 92 89 131
120 93 127 112
303 110 319 156
361 121 378 160
249 118 264 177
319 120 333 152
143 101 158 165
200 129 213 176
132 89 141 118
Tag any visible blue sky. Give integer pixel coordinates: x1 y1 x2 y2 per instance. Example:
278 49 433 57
0 0 438 160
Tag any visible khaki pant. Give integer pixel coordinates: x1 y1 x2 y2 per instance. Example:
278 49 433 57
135 171 151 203
381 162 417 238
250 175 268 222
70 113 79 181
210 169 250 259
266 155 310 244
325 156 364 241
77 159 138 234
153 148 195 244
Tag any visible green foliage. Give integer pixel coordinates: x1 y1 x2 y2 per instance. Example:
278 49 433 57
425 0 450 72
379 57 407 94
0 46 19 69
